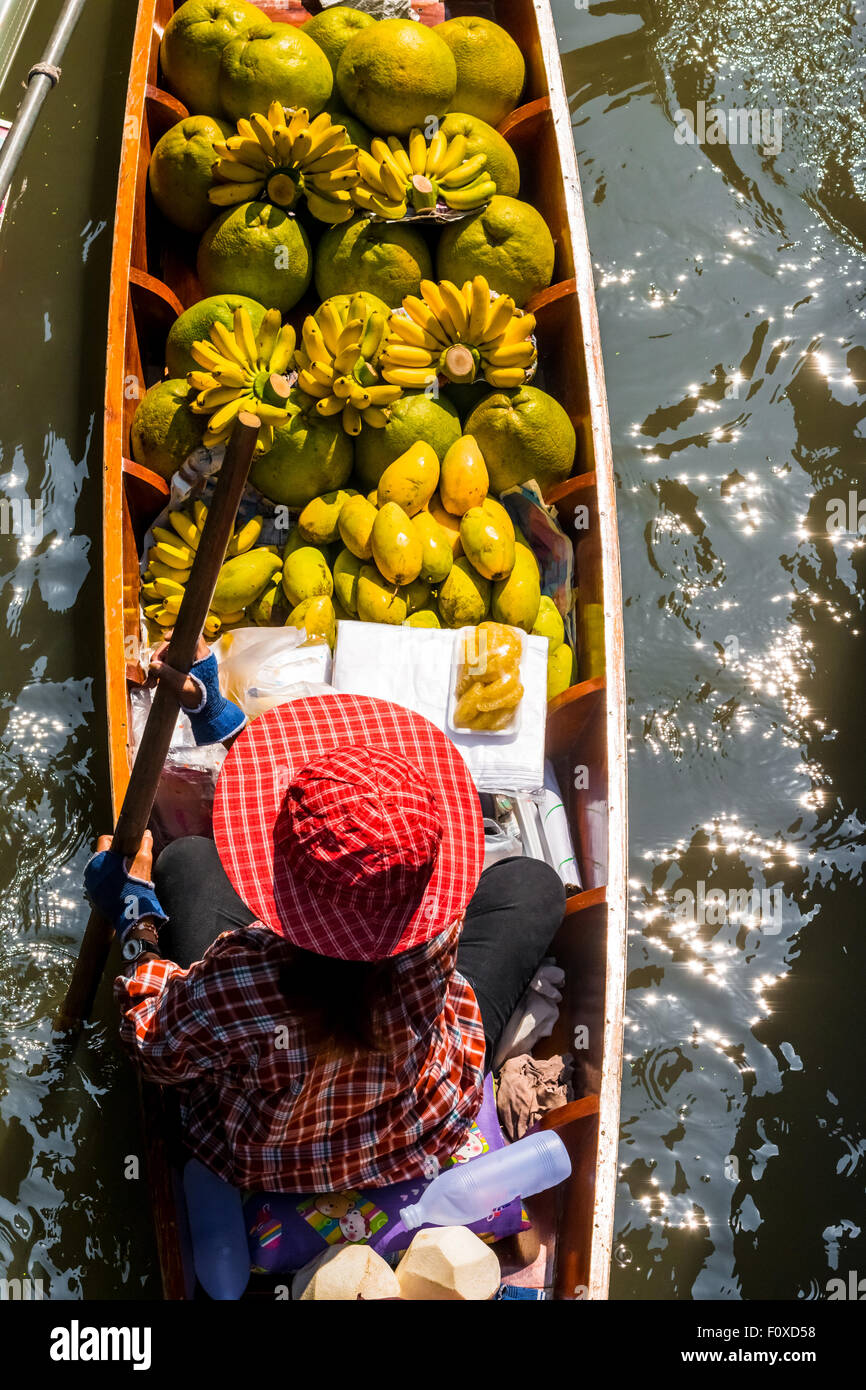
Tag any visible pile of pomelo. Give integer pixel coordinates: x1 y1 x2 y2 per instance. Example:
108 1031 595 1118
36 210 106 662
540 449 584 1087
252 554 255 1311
133 1 580 699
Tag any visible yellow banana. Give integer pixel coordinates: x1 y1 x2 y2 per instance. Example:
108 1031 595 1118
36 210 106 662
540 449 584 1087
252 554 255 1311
498 310 536 344
316 395 344 417
192 501 208 530
250 113 277 157
316 302 344 356
227 516 263 557
188 370 219 392
223 139 269 170
234 307 259 364
236 119 257 142
409 128 427 175
208 181 262 206
402 295 451 347
425 128 447 176
298 369 329 398
305 144 355 173
211 321 249 369
148 559 192 583
267 100 286 128
444 178 496 208
342 403 362 436
286 107 310 141
377 159 407 204
483 366 527 388
420 280 459 340
480 294 517 344
152 540 195 570
438 153 487 188
207 396 245 433
213 364 250 390
305 190 355 224
380 364 437 388
365 384 403 405
302 316 329 363
380 343 433 368
268 324 296 375
204 613 222 639
483 340 536 368
467 276 491 341
435 133 467 178
387 136 413 178
256 308 283 368
386 315 442 352
168 511 200 549
363 406 389 428
215 159 265 184
439 280 469 339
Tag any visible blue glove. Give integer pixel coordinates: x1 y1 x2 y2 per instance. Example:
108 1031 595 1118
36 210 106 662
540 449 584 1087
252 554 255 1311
185 653 247 746
84 849 168 938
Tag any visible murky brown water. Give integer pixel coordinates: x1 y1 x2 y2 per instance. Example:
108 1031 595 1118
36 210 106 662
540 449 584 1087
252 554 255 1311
0 0 863 1299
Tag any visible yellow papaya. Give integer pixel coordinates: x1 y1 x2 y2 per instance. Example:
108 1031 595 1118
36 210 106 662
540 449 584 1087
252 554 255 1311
338 494 378 561
532 595 564 650
547 641 576 700
298 489 358 546
371 502 423 586
459 505 516 581
288 596 337 649
211 548 282 616
356 566 408 625
438 556 491 628
412 509 454 585
491 542 541 632
333 548 364 616
439 435 489 516
281 546 334 608
376 441 440 516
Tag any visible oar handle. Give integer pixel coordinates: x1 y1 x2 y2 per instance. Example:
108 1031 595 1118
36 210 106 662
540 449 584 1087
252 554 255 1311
55 413 261 1032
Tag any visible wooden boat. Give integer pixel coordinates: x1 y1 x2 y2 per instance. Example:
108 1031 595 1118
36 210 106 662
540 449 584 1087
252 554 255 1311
103 0 627 1300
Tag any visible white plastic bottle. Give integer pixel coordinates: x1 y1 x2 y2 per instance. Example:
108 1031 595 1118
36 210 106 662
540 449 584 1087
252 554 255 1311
400 1130 572 1230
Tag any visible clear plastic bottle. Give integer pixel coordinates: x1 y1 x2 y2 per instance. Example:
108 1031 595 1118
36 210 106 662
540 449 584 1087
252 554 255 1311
400 1130 572 1230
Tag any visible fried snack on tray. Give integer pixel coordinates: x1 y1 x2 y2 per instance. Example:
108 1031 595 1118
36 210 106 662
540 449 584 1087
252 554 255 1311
454 621 524 731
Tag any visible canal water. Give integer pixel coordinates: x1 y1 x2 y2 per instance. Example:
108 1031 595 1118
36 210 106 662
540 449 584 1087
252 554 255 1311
0 0 863 1298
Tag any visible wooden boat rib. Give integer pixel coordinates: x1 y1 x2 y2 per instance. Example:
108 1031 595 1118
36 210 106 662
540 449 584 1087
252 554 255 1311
103 0 627 1300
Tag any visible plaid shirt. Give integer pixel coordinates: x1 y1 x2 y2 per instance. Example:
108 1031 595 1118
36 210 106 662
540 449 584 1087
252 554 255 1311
114 918 486 1190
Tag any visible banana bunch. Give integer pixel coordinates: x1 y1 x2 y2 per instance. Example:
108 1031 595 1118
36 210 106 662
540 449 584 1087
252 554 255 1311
187 306 296 452
295 295 403 436
380 276 537 389
351 128 496 219
209 103 359 224
141 502 264 636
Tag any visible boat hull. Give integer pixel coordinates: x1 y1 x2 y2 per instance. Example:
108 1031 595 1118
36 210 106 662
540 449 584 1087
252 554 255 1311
103 0 627 1300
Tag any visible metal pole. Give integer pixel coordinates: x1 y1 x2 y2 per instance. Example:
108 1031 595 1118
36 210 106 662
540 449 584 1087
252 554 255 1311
0 0 87 204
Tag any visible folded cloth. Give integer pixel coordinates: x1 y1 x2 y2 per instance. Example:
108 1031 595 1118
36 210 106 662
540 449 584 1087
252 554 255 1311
492 959 565 1070
496 1053 574 1143
332 621 548 794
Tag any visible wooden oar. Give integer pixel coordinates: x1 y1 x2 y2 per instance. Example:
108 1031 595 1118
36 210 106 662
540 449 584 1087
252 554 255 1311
54 411 261 1033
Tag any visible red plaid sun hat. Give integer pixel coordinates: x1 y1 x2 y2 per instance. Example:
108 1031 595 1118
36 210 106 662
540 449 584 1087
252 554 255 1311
212 693 484 960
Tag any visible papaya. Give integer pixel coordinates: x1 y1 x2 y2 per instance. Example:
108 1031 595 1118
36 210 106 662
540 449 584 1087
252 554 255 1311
480 495 515 541
413 509 454 584
298 488 358 546
248 576 286 626
282 546 334 607
338 494 378 561
532 595 564 650
333 548 364 616
491 541 541 632
399 576 432 614
547 641 576 700
439 435 489 516
284 524 330 565
405 606 441 629
287 596 337 650
438 557 491 628
376 441 440 516
211 549 282 616
459 505 516 581
356 566 408 625
427 492 463 556
371 502 423 586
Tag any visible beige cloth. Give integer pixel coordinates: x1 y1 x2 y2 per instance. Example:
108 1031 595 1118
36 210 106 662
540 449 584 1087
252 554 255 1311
496 1054 574 1142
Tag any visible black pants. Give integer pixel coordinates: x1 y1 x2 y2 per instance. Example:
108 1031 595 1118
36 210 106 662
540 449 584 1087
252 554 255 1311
154 837 566 1066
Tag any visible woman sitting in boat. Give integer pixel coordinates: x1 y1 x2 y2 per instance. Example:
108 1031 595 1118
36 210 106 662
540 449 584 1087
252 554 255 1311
84 644 565 1192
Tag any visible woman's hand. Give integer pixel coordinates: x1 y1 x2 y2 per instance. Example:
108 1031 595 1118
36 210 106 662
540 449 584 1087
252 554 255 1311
95 828 155 882
149 636 211 710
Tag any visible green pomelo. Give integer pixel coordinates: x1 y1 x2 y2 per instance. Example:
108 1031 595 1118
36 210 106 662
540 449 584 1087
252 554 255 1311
323 106 374 153
302 7 376 75
130 378 204 479
354 392 461 491
436 195 555 307
160 0 261 115
148 114 231 235
440 112 520 198
336 18 456 135
250 387 353 508
165 293 267 378
435 17 525 127
197 200 312 313
218 21 333 122
314 214 432 307
465 386 576 493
